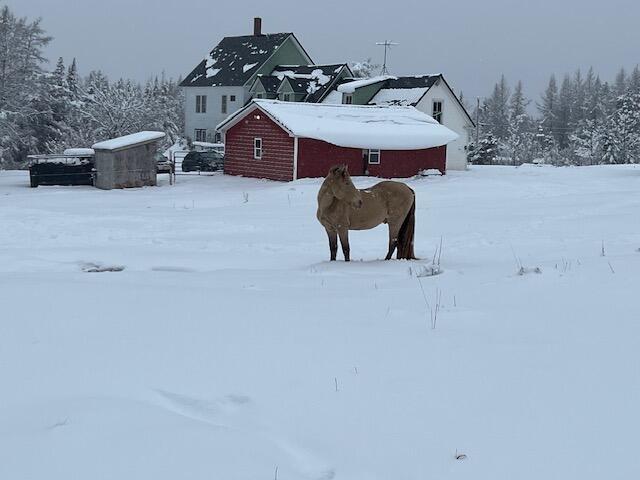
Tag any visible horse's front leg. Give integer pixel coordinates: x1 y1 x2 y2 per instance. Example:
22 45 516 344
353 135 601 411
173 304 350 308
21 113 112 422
338 228 351 262
326 228 338 261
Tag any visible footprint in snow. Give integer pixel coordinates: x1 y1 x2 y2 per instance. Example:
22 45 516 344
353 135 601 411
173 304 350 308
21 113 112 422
153 389 251 428
81 262 125 273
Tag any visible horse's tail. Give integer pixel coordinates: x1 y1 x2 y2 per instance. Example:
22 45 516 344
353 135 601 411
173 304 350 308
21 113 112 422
397 192 417 260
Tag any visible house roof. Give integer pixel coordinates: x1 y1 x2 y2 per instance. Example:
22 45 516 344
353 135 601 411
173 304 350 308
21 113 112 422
282 77 314 94
368 74 476 126
217 99 458 150
368 75 440 107
270 64 349 102
255 75 281 94
180 33 293 87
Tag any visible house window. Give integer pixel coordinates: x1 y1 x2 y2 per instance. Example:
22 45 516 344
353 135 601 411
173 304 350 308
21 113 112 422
230 95 236 102
255 93 264 99
221 95 228 114
214 132 222 143
367 149 380 164
283 93 291 102
196 95 207 113
432 100 443 123
195 129 207 142
343 94 353 105
254 138 262 159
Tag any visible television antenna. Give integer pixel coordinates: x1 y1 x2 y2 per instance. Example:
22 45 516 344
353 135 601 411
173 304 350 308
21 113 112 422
375 40 399 75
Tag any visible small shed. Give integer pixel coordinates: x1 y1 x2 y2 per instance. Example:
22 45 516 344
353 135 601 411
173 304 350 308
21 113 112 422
216 100 458 181
92 131 165 190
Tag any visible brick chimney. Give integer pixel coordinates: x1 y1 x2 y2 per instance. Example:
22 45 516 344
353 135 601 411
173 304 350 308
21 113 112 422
253 17 262 36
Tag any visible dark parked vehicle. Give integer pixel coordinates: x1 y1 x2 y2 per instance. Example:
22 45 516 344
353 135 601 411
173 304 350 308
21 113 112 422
181 151 224 172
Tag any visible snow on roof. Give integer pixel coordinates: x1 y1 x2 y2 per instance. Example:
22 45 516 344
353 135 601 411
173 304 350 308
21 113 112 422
92 131 166 151
337 75 396 94
369 87 428 106
180 33 294 87
220 100 458 150
192 141 224 149
63 148 95 156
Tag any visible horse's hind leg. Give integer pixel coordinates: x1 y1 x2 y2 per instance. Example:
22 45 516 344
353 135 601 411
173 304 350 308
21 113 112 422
338 228 351 262
326 228 338 261
385 223 400 260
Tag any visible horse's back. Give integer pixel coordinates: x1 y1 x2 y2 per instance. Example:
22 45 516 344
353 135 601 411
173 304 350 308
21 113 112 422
367 180 414 202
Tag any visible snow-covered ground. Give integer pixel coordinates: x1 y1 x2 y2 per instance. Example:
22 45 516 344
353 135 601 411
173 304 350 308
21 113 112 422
1 165 639 479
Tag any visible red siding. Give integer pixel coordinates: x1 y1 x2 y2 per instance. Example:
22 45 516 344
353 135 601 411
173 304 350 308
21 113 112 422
224 107 295 181
297 139 446 179
367 145 446 178
297 138 366 178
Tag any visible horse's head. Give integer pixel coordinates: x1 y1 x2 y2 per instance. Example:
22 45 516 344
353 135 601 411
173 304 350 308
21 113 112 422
326 165 363 209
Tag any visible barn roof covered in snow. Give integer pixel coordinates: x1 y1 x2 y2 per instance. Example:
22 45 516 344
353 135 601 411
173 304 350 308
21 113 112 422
217 99 458 150
180 33 308 87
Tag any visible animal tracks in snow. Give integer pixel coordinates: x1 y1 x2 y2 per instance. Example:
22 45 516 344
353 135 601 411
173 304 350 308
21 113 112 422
80 262 125 273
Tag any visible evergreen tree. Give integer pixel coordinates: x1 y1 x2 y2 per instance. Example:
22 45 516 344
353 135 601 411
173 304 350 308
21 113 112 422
67 58 79 95
483 75 511 140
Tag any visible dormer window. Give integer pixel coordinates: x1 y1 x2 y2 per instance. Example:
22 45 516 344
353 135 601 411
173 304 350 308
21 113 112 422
343 94 353 105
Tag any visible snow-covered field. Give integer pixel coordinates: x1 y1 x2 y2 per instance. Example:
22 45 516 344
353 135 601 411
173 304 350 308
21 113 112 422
1 165 639 479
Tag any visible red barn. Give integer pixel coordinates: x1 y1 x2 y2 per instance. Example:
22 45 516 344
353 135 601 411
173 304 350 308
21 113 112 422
216 99 458 181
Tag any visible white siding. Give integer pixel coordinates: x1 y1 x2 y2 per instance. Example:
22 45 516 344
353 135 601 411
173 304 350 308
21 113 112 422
415 82 473 171
183 86 248 141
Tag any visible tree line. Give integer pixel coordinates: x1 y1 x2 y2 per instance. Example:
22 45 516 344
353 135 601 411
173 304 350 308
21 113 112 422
470 66 640 166
0 5 183 168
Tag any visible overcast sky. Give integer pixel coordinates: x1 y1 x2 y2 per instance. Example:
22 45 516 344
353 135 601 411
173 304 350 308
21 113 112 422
8 0 640 103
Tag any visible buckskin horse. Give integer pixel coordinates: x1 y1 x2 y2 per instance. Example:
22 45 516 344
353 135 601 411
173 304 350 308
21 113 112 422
317 165 417 261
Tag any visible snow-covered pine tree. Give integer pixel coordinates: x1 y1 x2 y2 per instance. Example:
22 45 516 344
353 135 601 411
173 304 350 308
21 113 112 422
504 81 534 165
67 58 79 96
482 75 510 140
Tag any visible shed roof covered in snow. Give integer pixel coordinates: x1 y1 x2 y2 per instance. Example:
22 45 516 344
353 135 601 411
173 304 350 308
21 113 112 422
180 33 310 87
217 100 458 150
92 131 166 152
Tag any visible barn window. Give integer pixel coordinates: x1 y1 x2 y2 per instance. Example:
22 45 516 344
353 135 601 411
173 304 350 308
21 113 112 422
221 95 228 114
196 95 207 113
195 129 207 142
432 100 443 123
254 138 263 159
368 149 380 164
343 94 353 104
230 95 236 102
